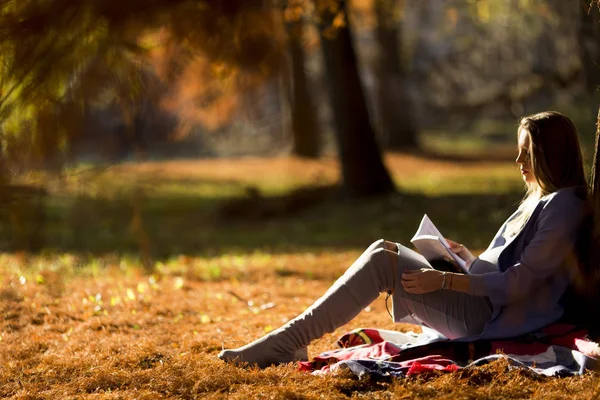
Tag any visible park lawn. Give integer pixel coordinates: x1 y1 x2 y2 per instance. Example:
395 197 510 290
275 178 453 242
8 153 525 257
1 153 599 398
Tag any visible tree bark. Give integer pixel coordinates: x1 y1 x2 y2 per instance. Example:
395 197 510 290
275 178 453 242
317 0 395 197
591 106 600 224
580 0 600 95
286 17 321 158
582 105 600 334
374 0 418 150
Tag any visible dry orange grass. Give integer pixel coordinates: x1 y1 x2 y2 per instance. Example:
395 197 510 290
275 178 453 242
2 250 600 399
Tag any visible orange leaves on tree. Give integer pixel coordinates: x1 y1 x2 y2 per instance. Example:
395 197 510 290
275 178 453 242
320 10 347 39
447 7 459 30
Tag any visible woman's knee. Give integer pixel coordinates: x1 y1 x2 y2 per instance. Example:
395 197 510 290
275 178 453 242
367 247 397 265
365 248 399 291
384 240 398 252
366 239 397 252
367 239 386 250
362 239 387 256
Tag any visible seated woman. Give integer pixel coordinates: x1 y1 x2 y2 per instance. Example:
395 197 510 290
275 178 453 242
219 111 591 368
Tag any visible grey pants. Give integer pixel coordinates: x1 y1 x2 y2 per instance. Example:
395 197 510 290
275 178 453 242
388 241 493 340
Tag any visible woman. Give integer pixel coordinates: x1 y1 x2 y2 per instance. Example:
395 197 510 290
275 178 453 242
219 111 591 368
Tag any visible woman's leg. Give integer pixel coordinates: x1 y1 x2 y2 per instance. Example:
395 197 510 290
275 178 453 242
391 243 493 340
218 239 493 368
218 239 397 368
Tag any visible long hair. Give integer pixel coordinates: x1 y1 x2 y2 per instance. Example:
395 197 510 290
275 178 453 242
504 111 588 237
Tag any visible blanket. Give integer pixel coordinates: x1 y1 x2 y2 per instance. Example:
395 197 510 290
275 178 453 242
298 324 599 378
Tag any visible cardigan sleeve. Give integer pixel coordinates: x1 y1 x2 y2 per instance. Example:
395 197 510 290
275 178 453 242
468 191 585 307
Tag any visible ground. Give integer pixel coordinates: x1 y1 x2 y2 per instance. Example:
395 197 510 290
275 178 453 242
1 153 599 399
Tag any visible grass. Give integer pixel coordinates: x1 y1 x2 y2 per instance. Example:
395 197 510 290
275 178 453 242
4 154 524 257
1 152 599 399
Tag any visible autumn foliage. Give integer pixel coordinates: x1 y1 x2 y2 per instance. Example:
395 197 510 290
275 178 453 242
0 0 287 167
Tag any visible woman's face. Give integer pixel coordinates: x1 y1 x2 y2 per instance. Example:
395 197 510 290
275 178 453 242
516 128 536 184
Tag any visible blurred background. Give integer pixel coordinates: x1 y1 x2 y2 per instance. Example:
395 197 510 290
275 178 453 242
0 0 599 273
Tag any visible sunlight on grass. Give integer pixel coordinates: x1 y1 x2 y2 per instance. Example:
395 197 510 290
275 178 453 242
19 154 522 198
397 169 522 195
1 248 598 399
3 154 524 264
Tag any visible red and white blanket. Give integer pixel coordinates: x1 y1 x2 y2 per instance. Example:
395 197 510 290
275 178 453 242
298 324 599 378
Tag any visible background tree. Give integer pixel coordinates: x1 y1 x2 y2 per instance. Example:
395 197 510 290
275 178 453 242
316 0 395 197
581 0 600 335
0 0 396 198
283 1 321 158
374 0 418 150
580 0 600 96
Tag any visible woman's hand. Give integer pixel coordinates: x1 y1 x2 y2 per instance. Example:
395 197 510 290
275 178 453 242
446 239 476 268
401 269 444 294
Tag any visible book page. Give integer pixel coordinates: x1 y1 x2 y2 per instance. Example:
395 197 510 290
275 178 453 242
411 236 468 273
411 215 469 274
409 235 451 263
396 243 431 268
412 214 449 247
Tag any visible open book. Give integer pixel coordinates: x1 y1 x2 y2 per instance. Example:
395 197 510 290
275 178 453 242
410 214 469 274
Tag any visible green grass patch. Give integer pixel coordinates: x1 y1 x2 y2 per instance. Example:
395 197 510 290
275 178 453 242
0 154 526 279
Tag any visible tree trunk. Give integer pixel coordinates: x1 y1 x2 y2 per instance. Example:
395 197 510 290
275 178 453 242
0 148 7 188
582 105 600 335
374 0 418 150
591 106 600 226
286 17 321 158
580 0 600 95
317 0 395 197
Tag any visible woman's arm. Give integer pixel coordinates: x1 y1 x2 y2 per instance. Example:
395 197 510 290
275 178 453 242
402 190 586 300
467 191 586 306
401 269 470 293
448 273 469 292
446 239 477 269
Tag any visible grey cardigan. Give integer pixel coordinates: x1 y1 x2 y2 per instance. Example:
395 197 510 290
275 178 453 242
467 187 588 340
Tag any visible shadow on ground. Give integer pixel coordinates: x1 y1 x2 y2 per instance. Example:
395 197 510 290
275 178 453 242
0 184 523 260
